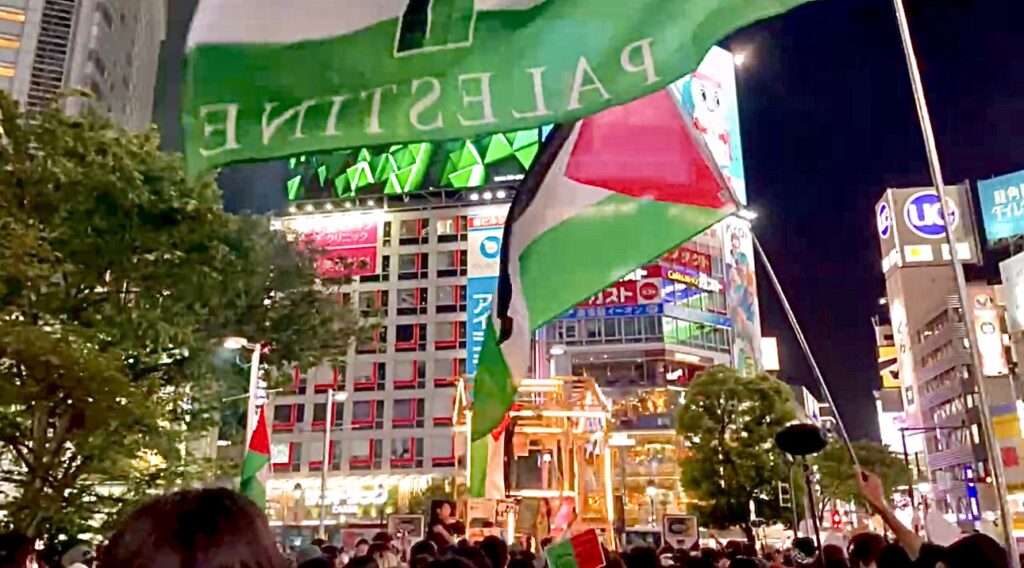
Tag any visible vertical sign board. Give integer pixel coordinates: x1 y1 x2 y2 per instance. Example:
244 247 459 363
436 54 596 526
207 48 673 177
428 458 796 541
968 286 1008 377
1000 252 1024 334
719 216 761 374
978 169 1024 242
466 211 508 378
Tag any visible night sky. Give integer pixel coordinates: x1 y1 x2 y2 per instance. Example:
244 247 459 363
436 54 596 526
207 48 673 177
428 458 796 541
155 0 1024 441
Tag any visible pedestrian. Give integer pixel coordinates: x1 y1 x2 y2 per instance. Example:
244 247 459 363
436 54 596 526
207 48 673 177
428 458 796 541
480 536 509 568
102 488 288 568
355 539 371 558
847 533 884 568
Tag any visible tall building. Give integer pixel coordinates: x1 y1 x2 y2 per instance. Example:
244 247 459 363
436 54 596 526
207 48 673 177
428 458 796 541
0 0 166 130
874 185 1024 527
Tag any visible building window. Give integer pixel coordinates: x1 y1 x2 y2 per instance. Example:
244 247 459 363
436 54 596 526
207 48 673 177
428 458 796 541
357 328 388 354
0 62 13 78
291 366 308 394
351 400 385 430
398 252 428 280
358 290 388 317
311 366 343 392
353 362 386 392
330 441 344 471
434 358 465 386
399 218 429 245
436 216 468 243
395 323 427 352
361 254 391 283
0 33 19 49
434 321 465 350
437 249 467 278
272 442 302 473
272 403 304 431
393 360 426 390
391 438 424 469
0 7 26 23
397 288 428 316
350 439 383 470
433 394 455 426
431 437 457 468
392 398 425 428
435 285 466 314
312 402 329 429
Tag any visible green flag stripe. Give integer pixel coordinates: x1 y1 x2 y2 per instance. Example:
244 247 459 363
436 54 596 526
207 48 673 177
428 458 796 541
184 0 812 174
241 449 270 480
519 194 732 328
468 436 491 498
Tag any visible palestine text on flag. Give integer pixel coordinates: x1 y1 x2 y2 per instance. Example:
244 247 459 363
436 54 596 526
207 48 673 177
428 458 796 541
183 0 812 175
240 405 271 508
469 89 737 444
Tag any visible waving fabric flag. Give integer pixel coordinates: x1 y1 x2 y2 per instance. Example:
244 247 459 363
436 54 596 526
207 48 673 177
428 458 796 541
240 406 271 508
469 89 737 446
183 0 812 175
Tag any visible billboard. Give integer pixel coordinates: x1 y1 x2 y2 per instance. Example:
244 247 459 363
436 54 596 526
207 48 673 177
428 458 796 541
671 46 747 204
466 210 507 375
978 169 1024 241
876 185 981 272
999 251 1024 334
968 286 1008 377
720 216 761 373
275 212 382 278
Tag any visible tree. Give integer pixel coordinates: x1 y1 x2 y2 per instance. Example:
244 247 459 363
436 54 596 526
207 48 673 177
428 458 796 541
405 479 456 515
676 366 797 539
0 93 370 540
813 440 911 513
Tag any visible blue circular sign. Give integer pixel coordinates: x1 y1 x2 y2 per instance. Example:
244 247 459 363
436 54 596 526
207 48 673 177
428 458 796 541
480 235 501 259
904 191 958 239
877 202 892 239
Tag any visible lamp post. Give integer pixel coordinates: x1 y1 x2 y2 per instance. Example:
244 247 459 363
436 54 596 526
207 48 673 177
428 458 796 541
223 337 265 448
646 481 658 526
319 388 349 539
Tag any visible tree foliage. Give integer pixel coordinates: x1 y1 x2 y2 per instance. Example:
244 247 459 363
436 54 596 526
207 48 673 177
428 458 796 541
813 440 911 511
0 93 369 539
676 366 797 532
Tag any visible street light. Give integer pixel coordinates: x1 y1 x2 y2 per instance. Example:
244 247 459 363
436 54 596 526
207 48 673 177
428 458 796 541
222 337 265 448
737 209 758 221
646 481 658 526
318 388 350 538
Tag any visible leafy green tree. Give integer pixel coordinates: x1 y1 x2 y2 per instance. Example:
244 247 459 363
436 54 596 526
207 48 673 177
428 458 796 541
0 93 369 539
813 440 911 514
676 366 797 539
405 479 456 515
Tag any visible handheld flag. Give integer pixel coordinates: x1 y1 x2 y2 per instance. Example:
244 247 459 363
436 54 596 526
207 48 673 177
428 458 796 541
240 405 271 508
545 529 606 568
183 0 812 175
470 89 737 444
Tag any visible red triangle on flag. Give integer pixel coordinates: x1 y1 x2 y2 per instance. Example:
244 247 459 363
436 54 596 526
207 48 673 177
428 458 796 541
248 405 271 456
564 90 731 210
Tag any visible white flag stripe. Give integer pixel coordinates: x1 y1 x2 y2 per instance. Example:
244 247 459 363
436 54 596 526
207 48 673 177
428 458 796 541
187 0 406 48
188 0 548 49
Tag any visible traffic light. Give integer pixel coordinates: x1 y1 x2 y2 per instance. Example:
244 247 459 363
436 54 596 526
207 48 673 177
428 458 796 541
831 510 842 530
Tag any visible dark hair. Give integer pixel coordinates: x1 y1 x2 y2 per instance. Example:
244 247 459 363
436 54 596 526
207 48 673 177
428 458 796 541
944 534 1007 568
875 544 911 568
848 533 885 568
312 539 327 549
0 532 34 568
728 558 759 568
299 559 333 568
480 535 509 568
425 557 478 568
411 540 438 559
346 555 380 568
103 488 287 568
411 555 435 568
623 547 659 568
356 539 371 548
508 559 535 568
822 544 849 568
372 532 393 544
322 545 340 561
367 543 392 558
451 543 492 568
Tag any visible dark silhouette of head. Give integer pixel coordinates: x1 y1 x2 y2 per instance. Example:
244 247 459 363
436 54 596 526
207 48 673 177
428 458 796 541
480 535 509 568
103 488 287 568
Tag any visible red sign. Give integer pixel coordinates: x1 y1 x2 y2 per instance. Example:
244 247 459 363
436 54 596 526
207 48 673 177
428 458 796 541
662 246 712 275
579 277 661 307
291 216 381 278
468 214 507 230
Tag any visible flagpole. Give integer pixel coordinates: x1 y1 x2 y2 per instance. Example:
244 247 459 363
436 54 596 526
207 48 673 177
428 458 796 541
751 235 859 469
892 0 1018 559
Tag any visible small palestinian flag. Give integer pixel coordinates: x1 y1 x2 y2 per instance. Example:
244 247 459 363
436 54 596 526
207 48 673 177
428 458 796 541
545 529 607 568
240 405 271 508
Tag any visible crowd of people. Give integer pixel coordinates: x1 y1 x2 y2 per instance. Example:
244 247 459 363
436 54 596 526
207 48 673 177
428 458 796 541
0 468 1012 568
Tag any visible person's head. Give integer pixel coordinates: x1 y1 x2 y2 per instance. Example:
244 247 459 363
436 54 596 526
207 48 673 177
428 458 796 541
791 538 817 566
435 502 453 522
624 546 660 568
368 543 398 568
847 533 884 568
299 559 333 568
480 535 509 568
822 545 848 568
411 555 435 568
322 546 340 563
728 558 758 568
345 554 380 568
312 539 327 550
296 545 325 565
60 543 95 568
940 534 1007 568
103 488 286 568
0 532 35 568
508 559 535 568
355 539 371 557
874 545 910 568
372 532 392 545
411 540 438 559
451 543 490 568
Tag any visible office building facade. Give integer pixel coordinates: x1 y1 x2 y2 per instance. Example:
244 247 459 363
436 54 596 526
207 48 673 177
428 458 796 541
0 0 165 130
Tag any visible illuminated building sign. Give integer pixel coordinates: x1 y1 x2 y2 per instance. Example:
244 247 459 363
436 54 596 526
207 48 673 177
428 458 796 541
665 267 722 293
286 127 549 201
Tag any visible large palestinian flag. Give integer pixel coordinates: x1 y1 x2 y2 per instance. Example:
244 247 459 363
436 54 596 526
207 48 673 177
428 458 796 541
470 89 737 444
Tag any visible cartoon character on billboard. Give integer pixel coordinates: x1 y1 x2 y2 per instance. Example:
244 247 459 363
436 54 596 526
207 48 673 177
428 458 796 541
679 72 733 188
723 221 761 373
